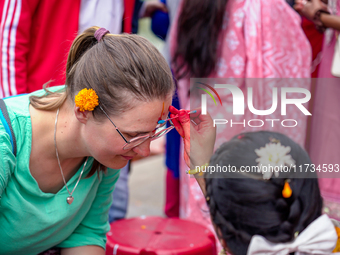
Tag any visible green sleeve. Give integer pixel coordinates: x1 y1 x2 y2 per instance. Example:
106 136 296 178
57 168 120 249
0 124 16 199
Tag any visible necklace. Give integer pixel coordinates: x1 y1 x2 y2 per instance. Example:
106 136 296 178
54 108 88 204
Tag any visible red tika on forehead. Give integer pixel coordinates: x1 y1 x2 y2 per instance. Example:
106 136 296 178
158 102 165 121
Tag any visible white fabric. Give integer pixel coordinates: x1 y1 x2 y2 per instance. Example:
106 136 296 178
79 0 124 35
247 215 338 255
331 35 340 77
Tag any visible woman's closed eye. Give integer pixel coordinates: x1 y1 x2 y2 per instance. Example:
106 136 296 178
124 124 165 139
125 132 150 139
125 133 140 138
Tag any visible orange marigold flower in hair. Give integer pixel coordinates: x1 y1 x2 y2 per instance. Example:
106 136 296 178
282 181 292 198
75 88 99 112
333 226 340 252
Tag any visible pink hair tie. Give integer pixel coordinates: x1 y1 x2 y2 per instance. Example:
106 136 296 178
94 28 110 41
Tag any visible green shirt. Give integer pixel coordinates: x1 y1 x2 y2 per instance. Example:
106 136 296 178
0 87 120 255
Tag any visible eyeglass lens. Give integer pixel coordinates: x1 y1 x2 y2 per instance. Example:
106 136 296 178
123 126 174 150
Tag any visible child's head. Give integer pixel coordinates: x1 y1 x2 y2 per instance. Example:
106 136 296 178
205 131 322 255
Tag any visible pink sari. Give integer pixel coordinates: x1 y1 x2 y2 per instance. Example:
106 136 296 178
170 0 311 252
309 0 340 221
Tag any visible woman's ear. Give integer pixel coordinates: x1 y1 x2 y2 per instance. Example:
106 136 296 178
74 105 90 124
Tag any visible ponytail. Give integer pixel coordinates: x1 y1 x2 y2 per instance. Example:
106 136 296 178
29 27 98 111
66 27 98 82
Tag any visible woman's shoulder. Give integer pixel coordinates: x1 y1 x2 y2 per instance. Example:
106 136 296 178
1 94 31 146
3 86 66 124
2 93 34 138
1 86 66 154
3 93 31 117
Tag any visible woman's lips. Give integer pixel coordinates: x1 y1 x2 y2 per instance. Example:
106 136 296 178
121 155 134 160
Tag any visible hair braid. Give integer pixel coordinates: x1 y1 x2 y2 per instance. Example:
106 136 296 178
206 179 252 255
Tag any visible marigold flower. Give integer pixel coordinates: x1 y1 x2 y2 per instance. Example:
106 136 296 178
333 226 340 252
282 181 292 198
75 88 99 112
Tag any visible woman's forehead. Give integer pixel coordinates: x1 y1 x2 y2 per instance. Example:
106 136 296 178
115 98 171 131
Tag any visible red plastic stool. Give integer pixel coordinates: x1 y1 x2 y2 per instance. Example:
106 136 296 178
106 216 216 255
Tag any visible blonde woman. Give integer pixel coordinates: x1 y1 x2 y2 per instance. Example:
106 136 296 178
0 27 175 255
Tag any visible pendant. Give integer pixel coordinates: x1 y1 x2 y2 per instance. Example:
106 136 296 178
67 196 74 204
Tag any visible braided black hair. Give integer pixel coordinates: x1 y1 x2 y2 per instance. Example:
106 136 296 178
205 131 323 255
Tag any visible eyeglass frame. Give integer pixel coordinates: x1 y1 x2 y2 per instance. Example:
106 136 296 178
98 105 174 150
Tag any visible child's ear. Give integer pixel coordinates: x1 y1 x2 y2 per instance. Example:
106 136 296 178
74 105 90 124
216 228 229 254
221 239 228 252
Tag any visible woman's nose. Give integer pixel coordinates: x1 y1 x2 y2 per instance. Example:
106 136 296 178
133 139 151 157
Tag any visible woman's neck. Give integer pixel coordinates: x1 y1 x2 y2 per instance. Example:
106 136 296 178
30 98 88 164
29 98 89 193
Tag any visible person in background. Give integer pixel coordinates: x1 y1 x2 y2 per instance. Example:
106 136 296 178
0 0 126 97
283 0 324 150
295 0 340 221
0 0 166 97
147 0 183 218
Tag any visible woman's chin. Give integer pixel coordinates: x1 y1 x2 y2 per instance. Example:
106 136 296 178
106 158 129 170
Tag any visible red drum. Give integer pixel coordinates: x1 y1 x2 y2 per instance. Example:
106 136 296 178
106 216 216 255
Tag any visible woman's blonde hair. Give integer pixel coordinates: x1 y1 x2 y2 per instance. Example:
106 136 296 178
30 26 174 176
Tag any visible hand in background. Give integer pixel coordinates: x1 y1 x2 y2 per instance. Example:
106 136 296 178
141 1 168 18
294 0 328 21
169 106 216 169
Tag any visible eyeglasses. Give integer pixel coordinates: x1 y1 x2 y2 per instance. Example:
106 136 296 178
99 105 175 150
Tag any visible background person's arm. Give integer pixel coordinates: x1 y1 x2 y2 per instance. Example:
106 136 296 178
320 13 340 31
294 0 340 31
